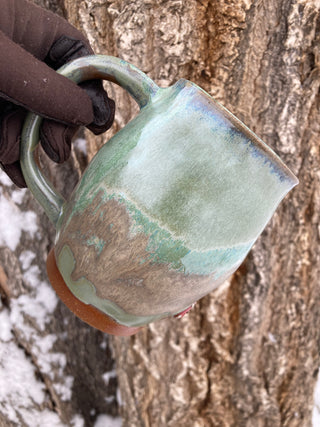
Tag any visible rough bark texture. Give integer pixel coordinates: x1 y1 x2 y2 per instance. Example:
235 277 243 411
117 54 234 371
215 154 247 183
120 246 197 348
0 0 319 426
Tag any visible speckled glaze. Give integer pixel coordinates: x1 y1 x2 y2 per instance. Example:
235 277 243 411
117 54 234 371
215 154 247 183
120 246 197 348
21 55 298 328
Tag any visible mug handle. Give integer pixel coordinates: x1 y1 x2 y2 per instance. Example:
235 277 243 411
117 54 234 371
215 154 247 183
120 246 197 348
20 55 160 227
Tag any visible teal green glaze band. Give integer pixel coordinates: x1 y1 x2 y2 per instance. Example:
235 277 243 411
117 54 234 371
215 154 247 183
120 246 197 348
20 112 65 226
57 55 160 109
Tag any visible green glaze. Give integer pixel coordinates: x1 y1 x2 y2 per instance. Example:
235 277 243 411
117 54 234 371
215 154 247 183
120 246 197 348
21 113 64 226
21 55 298 327
61 187 251 278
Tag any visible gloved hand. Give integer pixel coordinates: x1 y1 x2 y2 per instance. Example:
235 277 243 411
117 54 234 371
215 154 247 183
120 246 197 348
0 0 115 187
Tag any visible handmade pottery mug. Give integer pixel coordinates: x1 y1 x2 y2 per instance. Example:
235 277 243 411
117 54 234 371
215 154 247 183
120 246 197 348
21 55 298 336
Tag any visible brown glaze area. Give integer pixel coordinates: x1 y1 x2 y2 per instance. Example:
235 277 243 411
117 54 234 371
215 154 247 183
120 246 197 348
55 192 234 317
46 248 141 336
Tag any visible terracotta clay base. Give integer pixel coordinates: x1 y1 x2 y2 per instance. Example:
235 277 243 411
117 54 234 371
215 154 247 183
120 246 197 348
46 248 141 336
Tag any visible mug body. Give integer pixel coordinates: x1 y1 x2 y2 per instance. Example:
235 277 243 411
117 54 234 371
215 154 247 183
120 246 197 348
53 79 298 328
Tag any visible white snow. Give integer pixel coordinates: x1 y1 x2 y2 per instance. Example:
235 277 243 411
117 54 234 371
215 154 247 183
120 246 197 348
0 172 78 423
19 250 36 270
102 370 117 385
0 302 12 342
0 171 13 186
0 187 37 251
100 338 108 350
71 414 85 427
0 308 45 423
18 408 65 427
268 332 277 343
74 138 88 155
116 388 123 407
11 188 27 204
94 414 122 427
0 287 74 425
53 375 74 401
23 263 42 288
313 368 320 427
9 291 75 401
0 295 75 424
10 283 58 333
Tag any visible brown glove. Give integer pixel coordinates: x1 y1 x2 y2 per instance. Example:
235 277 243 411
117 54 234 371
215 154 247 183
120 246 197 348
0 0 115 187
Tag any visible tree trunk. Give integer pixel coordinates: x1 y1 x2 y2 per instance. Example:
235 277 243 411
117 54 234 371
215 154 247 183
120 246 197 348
1 0 319 426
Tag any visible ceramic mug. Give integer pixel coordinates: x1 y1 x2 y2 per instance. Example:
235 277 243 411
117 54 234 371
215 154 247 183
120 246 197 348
21 55 298 335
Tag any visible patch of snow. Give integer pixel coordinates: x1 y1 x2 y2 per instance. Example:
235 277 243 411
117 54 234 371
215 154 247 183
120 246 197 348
31 334 62 378
102 370 117 385
0 170 13 186
10 281 58 333
104 395 116 404
313 368 320 427
11 188 27 204
74 138 87 155
23 264 42 288
19 250 36 270
94 414 122 427
0 175 110 421
116 388 123 407
100 337 108 350
36 334 58 354
0 307 13 342
53 375 74 401
5 229 74 404
0 309 45 423
0 188 38 251
268 332 277 343
71 414 85 427
36 346 66 378
0 302 73 423
19 408 65 427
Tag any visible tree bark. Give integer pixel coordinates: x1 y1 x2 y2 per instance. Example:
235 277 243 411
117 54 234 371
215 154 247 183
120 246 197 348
0 0 319 426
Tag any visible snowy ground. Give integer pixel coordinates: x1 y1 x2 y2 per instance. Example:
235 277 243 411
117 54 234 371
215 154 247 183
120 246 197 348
313 369 320 426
